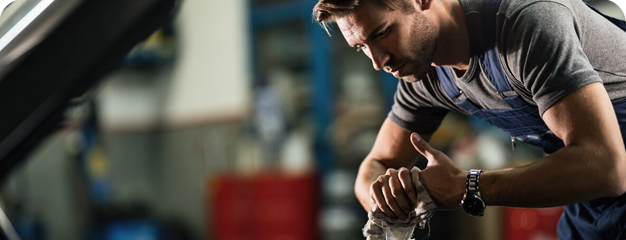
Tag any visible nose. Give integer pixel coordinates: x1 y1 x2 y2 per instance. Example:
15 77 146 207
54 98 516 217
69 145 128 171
364 45 390 71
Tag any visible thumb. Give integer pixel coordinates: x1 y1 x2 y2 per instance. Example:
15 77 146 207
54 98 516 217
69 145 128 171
410 133 438 162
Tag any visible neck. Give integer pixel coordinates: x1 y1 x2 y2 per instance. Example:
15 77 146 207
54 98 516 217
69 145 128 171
431 0 470 71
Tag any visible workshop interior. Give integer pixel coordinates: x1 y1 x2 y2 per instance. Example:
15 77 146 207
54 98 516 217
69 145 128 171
0 0 623 240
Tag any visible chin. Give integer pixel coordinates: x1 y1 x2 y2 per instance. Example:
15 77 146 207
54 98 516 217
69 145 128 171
400 75 420 83
400 67 429 83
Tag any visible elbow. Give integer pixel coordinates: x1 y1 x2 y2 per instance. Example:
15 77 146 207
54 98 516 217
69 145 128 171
607 178 626 197
608 173 626 197
604 153 626 197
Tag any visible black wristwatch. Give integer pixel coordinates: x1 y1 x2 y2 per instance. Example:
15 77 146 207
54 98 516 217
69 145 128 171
461 169 486 217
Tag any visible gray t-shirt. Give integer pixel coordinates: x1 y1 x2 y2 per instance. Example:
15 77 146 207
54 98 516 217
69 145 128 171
389 0 626 135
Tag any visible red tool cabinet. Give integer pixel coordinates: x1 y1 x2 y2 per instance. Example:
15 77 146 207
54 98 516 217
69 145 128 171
210 172 319 240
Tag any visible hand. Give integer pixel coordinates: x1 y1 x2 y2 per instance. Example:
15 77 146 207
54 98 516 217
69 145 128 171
369 167 420 220
410 132 466 210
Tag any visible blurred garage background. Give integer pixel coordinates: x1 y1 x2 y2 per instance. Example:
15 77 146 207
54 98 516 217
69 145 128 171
0 0 623 240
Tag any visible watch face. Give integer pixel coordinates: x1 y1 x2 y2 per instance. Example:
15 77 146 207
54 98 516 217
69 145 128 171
462 194 485 217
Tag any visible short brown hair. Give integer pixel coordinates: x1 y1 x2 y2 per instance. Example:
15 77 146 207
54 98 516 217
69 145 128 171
312 0 409 34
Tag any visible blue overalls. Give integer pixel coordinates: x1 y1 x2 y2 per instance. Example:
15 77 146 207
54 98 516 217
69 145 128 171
435 0 626 238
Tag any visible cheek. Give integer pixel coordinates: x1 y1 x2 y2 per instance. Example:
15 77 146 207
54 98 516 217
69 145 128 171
376 34 403 57
392 24 417 56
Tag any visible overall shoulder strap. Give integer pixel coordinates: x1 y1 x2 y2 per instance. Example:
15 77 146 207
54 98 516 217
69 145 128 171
436 67 463 100
478 0 513 95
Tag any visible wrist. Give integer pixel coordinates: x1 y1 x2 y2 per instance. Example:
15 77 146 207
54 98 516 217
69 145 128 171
355 178 374 211
450 170 468 208
439 170 468 209
457 170 469 204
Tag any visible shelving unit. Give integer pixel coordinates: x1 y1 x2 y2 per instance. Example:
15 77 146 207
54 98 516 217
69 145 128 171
249 0 397 174
250 0 332 174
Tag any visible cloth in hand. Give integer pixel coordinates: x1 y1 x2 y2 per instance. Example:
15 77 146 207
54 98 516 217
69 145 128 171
362 167 437 240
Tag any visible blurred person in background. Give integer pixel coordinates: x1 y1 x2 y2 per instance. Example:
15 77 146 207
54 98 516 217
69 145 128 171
313 0 626 239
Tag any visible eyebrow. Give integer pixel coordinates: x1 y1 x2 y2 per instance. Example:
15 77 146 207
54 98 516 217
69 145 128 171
349 22 388 48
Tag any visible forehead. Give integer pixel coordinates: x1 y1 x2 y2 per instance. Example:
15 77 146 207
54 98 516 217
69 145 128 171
335 2 391 44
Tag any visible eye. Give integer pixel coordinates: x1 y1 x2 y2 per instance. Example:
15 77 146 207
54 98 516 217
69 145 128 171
373 27 390 40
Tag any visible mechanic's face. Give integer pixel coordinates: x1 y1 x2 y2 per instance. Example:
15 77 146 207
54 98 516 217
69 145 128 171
336 1 437 82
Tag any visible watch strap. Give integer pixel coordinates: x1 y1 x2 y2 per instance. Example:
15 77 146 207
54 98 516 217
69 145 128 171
466 169 482 195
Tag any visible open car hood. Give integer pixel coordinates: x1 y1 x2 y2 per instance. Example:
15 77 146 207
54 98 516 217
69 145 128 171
0 0 177 237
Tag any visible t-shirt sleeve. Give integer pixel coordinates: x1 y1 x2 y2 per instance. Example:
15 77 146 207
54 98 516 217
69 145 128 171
388 78 450 135
501 2 603 116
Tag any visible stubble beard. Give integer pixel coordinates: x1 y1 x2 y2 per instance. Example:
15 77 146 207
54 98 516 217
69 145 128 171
399 15 437 83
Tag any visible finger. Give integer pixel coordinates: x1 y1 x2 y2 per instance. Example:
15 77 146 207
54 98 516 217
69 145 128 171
387 169 414 215
411 167 421 199
398 167 417 204
410 133 438 164
381 178 409 220
411 166 421 188
370 176 398 219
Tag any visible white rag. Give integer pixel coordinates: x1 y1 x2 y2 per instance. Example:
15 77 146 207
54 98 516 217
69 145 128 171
362 168 438 240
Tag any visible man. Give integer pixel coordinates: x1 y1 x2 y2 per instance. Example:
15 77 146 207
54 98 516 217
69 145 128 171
312 0 626 239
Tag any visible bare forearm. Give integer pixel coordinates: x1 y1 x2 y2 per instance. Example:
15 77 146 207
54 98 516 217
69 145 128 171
481 144 626 208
